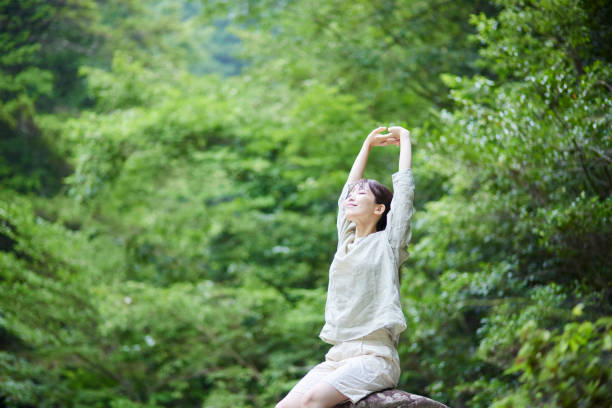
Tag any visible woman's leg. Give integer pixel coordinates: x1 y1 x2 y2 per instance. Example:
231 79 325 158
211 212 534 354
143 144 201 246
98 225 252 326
276 359 339 408
275 389 305 408
301 381 350 408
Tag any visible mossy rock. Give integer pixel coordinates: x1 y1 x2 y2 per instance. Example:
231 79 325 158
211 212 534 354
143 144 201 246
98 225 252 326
334 389 449 408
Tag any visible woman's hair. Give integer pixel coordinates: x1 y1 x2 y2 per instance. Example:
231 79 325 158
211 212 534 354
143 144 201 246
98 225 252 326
348 179 393 231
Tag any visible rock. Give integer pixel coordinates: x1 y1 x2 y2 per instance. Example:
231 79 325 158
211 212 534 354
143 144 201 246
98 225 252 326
333 389 449 408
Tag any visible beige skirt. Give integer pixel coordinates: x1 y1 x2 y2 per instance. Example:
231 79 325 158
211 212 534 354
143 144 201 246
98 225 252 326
291 328 400 404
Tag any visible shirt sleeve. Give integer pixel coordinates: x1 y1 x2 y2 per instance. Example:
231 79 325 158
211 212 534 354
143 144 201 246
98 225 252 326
337 179 357 245
385 168 415 263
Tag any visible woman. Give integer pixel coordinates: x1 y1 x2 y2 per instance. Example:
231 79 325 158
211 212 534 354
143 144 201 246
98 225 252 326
276 125 415 408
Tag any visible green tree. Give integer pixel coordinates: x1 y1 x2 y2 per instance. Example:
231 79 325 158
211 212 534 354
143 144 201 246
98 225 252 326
1 0 610 407
400 0 611 405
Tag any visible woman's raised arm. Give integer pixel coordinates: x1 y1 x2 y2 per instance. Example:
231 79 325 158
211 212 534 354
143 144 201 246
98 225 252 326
346 127 400 184
389 126 412 171
384 126 415 264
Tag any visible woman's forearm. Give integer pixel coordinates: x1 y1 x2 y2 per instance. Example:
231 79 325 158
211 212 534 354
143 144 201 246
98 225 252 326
399 133 412 170
347 140 373 184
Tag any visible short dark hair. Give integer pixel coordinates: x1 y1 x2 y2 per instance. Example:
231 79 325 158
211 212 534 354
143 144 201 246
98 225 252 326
348 179 393 231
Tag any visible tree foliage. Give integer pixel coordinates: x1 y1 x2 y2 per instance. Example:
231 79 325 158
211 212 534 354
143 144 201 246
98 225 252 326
1 0 610 407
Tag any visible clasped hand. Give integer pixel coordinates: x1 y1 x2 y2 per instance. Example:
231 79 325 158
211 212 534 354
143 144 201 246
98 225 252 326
366 126 411 147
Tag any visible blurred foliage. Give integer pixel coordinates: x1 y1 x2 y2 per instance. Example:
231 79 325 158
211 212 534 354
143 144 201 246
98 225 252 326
199 0 501 121
1 0 611 407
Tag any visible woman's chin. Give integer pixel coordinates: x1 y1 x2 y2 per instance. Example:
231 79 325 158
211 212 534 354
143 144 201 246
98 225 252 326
345 213 360 222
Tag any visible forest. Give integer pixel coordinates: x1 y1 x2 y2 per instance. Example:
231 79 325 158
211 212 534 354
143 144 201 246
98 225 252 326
1 0 611 407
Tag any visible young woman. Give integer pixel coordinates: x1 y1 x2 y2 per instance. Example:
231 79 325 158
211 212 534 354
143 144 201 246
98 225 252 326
276 126 415 408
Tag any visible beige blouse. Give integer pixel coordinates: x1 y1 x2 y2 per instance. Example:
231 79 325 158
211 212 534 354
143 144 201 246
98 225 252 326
319 169 415 346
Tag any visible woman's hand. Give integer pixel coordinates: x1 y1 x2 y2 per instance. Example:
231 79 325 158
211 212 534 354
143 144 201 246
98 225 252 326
348 125 411 183
366 126 400 147
387 126 411 146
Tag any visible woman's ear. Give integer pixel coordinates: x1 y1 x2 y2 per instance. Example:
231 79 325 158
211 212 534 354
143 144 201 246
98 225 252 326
375 203 386 215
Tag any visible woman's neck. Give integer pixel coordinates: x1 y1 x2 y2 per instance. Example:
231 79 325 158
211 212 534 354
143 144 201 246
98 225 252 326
354 221 377 238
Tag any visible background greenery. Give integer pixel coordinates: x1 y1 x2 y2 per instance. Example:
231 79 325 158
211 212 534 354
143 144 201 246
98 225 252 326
1 0 610 407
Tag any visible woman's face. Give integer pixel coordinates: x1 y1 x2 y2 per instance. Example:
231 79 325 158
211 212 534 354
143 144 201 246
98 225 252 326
345 182 385 222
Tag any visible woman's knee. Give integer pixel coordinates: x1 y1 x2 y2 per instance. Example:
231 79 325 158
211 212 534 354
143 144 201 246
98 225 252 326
276 391 303 408
276 400 298 408
299 392 320 408
301 387 346 408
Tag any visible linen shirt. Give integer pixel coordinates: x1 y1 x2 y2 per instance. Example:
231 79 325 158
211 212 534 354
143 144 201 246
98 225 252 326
319 168 415 346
